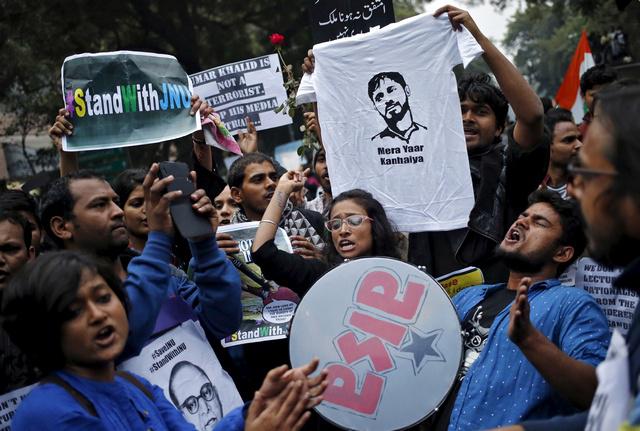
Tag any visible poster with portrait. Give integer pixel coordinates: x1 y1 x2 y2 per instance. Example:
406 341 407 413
297 13 483 232
217 222 300 347
119 320 243 431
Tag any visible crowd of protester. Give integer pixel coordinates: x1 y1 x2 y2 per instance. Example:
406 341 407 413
1 4 640 431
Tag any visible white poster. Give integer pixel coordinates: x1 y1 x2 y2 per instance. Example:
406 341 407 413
217 222 299 347
585 330 632 431
299 13 481 232
576 257 636 335
0 384 36 431
190 54 292 134
119 320 243 431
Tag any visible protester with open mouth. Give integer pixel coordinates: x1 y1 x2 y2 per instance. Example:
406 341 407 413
251 169 401 296
1 251 327 431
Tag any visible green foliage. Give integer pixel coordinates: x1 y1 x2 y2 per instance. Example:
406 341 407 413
503 0 640 96
0 0 428 175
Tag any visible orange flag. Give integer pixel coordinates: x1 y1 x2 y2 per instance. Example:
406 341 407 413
555 30 595 123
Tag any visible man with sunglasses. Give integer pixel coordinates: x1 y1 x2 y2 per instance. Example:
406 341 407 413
169 361 223 431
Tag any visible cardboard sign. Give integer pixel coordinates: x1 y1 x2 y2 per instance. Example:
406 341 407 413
308 0 395 43
61 51 200 151
289 258 462 430
217 222 299 347
189 55 292 134
576 257 635 335
119 320 243 431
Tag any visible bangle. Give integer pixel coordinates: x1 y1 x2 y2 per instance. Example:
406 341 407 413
259 219 278 227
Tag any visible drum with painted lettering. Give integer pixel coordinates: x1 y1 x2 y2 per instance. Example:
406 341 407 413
289 257 462 430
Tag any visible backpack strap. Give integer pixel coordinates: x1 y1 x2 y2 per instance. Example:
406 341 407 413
41 374 98 417
116 370 154 401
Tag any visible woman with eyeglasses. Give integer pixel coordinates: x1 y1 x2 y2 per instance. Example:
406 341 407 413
251 170 401 296
2 251 326 431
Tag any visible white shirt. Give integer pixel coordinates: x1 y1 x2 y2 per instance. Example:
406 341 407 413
296 13 482 232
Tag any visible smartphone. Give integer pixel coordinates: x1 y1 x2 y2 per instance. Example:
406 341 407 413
158 161 214 240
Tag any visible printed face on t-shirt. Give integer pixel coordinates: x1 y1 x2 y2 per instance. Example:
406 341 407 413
371 77 410 122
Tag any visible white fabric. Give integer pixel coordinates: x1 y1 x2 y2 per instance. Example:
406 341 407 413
585 330 632 431
299 13 482 232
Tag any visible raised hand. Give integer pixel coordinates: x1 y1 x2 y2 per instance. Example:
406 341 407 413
142 163 182 237
237 116 258 154
301 49 315 75
433 5 482 39
508 277 534 345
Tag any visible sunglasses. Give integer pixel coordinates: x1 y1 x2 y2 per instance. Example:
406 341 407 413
325 215 373 231
181 382 215 414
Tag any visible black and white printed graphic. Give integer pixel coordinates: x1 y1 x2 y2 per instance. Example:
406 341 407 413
298 14 481 232
368 72 427 144
460 306 490 377
169 361 224 431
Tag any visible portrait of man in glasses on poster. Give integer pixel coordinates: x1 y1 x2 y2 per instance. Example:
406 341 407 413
169 361 224 430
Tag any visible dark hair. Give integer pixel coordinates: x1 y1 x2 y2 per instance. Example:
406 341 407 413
0 189 41 229
313 147 326 170
544 108 575 135
168 361 211 407
368 72 408 101
528 189 586 274
0 251 128 374
40 170 104 248
593 84 640 203
0 211 32 249
580 64 617 95
458 73 509 134
111 169 146 208
227 153 276 189
540 96 554 114
326 189 400 262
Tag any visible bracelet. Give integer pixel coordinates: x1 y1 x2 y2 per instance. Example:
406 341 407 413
259 219 278 227
192 136 205 144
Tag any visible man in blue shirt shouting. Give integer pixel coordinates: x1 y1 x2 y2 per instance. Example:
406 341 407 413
431 189 610 430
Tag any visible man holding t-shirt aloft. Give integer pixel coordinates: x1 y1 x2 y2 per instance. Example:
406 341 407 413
408 6 550 283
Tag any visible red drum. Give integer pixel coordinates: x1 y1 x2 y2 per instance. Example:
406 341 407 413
289 258 462 430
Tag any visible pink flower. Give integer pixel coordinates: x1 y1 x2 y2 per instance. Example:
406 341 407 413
269 33 285 46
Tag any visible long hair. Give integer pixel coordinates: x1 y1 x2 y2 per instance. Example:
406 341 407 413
325 189 400 263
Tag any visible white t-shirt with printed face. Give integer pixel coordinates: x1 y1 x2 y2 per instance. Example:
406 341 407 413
297 13 483 232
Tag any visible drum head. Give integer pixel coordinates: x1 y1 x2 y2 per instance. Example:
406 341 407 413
289 257 462 430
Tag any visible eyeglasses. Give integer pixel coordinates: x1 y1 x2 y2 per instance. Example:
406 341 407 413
181 383 215 414
567 161 617 184
325 215 373 231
